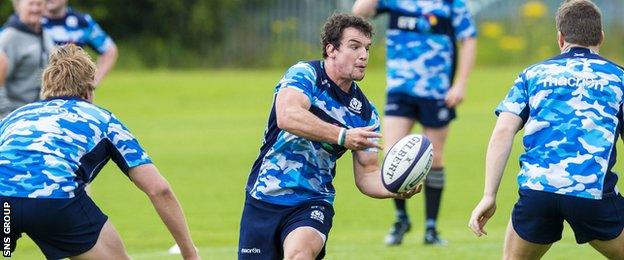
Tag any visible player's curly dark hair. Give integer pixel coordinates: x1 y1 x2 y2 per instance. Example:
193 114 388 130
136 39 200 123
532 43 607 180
321 13 373 58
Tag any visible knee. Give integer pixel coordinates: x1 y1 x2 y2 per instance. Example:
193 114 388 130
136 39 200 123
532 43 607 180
284 247 316 260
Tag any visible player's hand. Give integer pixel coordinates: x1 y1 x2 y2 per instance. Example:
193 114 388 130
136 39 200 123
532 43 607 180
344 125 382 151
468 195 497 237
395 183 422 199
445 82 466 108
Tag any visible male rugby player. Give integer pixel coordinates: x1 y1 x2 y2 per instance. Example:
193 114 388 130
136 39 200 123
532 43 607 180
0 45 199 260
469 1 624 259
238 13 421 260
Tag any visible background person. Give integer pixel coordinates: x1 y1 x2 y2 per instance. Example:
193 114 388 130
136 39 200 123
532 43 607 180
353 0 477 245
0 0 54 117
43 0 118 86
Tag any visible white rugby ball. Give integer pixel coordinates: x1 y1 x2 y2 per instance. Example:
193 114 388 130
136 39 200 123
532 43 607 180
381 134 433 193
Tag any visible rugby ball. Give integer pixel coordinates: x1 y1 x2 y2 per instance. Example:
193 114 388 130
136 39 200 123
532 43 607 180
381 134 433 193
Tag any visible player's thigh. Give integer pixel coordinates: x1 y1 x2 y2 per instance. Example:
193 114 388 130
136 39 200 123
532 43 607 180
504 220 552 260
588 229 624 259
283 227 325 260
383 116 415 150
70 220 129 260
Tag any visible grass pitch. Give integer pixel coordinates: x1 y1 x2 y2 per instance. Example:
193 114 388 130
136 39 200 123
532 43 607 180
14 66 621 259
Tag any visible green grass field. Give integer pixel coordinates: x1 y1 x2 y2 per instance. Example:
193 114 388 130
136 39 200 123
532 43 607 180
13 66 623 259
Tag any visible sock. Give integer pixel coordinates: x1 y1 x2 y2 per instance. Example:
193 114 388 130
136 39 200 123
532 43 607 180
393 199 408 222
424 168 444 230
426 219 436 231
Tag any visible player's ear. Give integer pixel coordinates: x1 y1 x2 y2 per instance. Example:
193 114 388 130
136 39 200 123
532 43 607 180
84 90 94 102
599 31 605 46
326 43 337 59
557 31 565 49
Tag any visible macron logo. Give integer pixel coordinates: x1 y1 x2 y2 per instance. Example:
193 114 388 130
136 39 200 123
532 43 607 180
241 248 262 254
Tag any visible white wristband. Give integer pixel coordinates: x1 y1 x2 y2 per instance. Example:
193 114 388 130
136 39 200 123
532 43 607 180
337 128 347 146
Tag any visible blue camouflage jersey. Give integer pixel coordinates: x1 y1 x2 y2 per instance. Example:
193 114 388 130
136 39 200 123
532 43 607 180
246 61 381 206
42 8 114 54
377 0 477 99
0 97 151 198
496 47 624 200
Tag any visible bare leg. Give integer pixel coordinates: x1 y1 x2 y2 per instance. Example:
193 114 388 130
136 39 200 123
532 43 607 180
588 229 624 260
283 227 325 260
422 127 448 169
384 116 416 216
504 220 552 260
70 220 130 260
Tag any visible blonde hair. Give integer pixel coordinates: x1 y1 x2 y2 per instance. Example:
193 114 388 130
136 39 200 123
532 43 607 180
41 44 96 99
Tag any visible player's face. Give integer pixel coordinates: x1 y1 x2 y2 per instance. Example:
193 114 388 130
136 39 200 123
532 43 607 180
334 27 371 81
17 0 45 26
46 0 67 13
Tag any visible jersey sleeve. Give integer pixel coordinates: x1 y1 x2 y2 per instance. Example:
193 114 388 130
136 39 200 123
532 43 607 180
376 0 391 14
276 62 318 102
452 0 477 40
495 71 529 122
84 14 114 55
106 113 152 174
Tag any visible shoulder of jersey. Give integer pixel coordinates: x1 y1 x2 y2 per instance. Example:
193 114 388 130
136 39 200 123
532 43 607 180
66 8 91 27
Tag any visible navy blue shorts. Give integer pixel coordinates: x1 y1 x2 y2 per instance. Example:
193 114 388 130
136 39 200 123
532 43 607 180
385 93 456 128
1 192 108 259
238 194 334 260
512 189 624 244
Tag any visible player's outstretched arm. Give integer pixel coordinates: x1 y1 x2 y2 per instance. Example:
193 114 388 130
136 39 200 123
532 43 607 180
352 0 379 18
352 150 422 199
276 88 380 150
446 37 477 107
94 43 118 86
129 164 200 260
469 112 522 237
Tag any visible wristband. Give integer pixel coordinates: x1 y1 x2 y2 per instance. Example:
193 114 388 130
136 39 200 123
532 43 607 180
338 128 347 146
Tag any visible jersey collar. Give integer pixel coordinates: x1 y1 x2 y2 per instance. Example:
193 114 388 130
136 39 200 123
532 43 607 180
41 96 89 103
562 46 597 55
